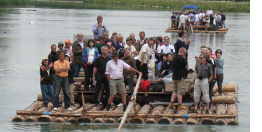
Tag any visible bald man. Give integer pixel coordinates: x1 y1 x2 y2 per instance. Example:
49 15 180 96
115 34 125 58
72 33 88 77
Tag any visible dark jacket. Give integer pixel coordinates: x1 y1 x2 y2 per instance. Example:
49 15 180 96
68 63 75 84
221 14 226 21
160 60 173 77
121 56 136 77
72 40 88 65
40 65 55 85
48 51 58 64
174 39 189 56
115 41 125 58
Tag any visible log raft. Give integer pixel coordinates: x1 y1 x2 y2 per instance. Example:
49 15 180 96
165 26 229 33
13 71 239 125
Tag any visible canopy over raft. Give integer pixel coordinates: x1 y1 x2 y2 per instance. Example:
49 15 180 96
13 72 239 126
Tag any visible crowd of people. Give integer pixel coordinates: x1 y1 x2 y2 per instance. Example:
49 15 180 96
170 8 226 31
39 15 224 113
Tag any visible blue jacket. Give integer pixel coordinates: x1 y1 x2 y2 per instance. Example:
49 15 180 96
115 41 125 58
82 47 100 64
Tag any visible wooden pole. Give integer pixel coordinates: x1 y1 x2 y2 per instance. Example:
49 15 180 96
117 74 142 131
200 107 215 125
174 110 188 124
226 104 239 125
158 107 175 124
12 115 26 122
145 105 165 124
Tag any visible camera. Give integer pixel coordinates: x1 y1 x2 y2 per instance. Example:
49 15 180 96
198 76 203 80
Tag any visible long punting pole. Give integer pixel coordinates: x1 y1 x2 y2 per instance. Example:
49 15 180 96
118 74 142 131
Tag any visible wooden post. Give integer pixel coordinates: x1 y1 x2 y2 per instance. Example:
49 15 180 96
130 104 152 124
200 107 215 125
145 105 165 124
12 115 26 122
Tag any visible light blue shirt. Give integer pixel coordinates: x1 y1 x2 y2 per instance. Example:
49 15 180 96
189 13 195 22
92 23 109 39
215 57 224 74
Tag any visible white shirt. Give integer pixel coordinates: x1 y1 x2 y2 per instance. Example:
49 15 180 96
158 44 175 54
88 48 95 62
78 40 84 48
206 10 213 16
151 43 161 61
179 14 186 23
137 43 152 64
105 59 130 79
124 44 137 55
195 14 199 22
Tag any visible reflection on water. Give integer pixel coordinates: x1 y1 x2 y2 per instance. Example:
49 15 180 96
0 8 249 132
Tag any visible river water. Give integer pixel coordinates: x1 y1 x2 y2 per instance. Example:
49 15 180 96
0 8 249 132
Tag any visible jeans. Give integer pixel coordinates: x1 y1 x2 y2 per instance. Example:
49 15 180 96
199 78 216 109
84 64 94 90
216 73 224 94
221 21 226 28
136 60 148 80
54 76 71 108
124 76 134 94
94 72 110 103
41 84 55 104
74 64 82 77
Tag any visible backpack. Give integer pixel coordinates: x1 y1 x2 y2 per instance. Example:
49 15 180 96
139 80 151 92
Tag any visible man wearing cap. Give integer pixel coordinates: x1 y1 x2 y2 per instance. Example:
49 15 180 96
136 37 154 80
93 15 109 40
72 33 88 77
124 37 138 56
105 50 142 111
56 42 66 59
158 36 175 55
64 39 74 62
53 51 72 111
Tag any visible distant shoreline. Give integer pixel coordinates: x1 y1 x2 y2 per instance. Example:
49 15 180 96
1 0 250 13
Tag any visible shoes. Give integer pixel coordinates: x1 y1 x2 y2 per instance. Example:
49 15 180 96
178 104 189 110
206 109 209 114
53 107 58 111
117 103 123 107
168 102 173 108
123 105 127 112
106 104 111 111
58 102 62 107
44 103 48 107
66 107 73 111
192 109 197 113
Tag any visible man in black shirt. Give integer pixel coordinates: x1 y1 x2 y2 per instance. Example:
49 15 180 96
171 11 176 29
48 44 58 64
93 46 111 105
169 48 189 110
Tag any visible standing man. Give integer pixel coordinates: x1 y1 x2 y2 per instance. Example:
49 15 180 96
48 44 58 64
221 12 226 29
206 8 213 17
171 11 176 29
169 48 189 110
137 31 146 45
53 51 72 111
174 31 191 57
130 33 140 51
95 36 105 54
92 15 109 40
105 51 142 111
93 46 111 105
178 12 186 30
115 34 125 58
124 37 138 55
72 33 88 77
121 49 137 94
136 37 154 80
158 36 175 55
64 39 74 62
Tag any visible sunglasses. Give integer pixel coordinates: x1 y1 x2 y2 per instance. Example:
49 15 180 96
199 57 204 59
217 52 222 54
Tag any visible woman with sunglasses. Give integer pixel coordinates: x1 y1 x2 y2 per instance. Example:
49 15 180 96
214 49 224 96
193 53 213 114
